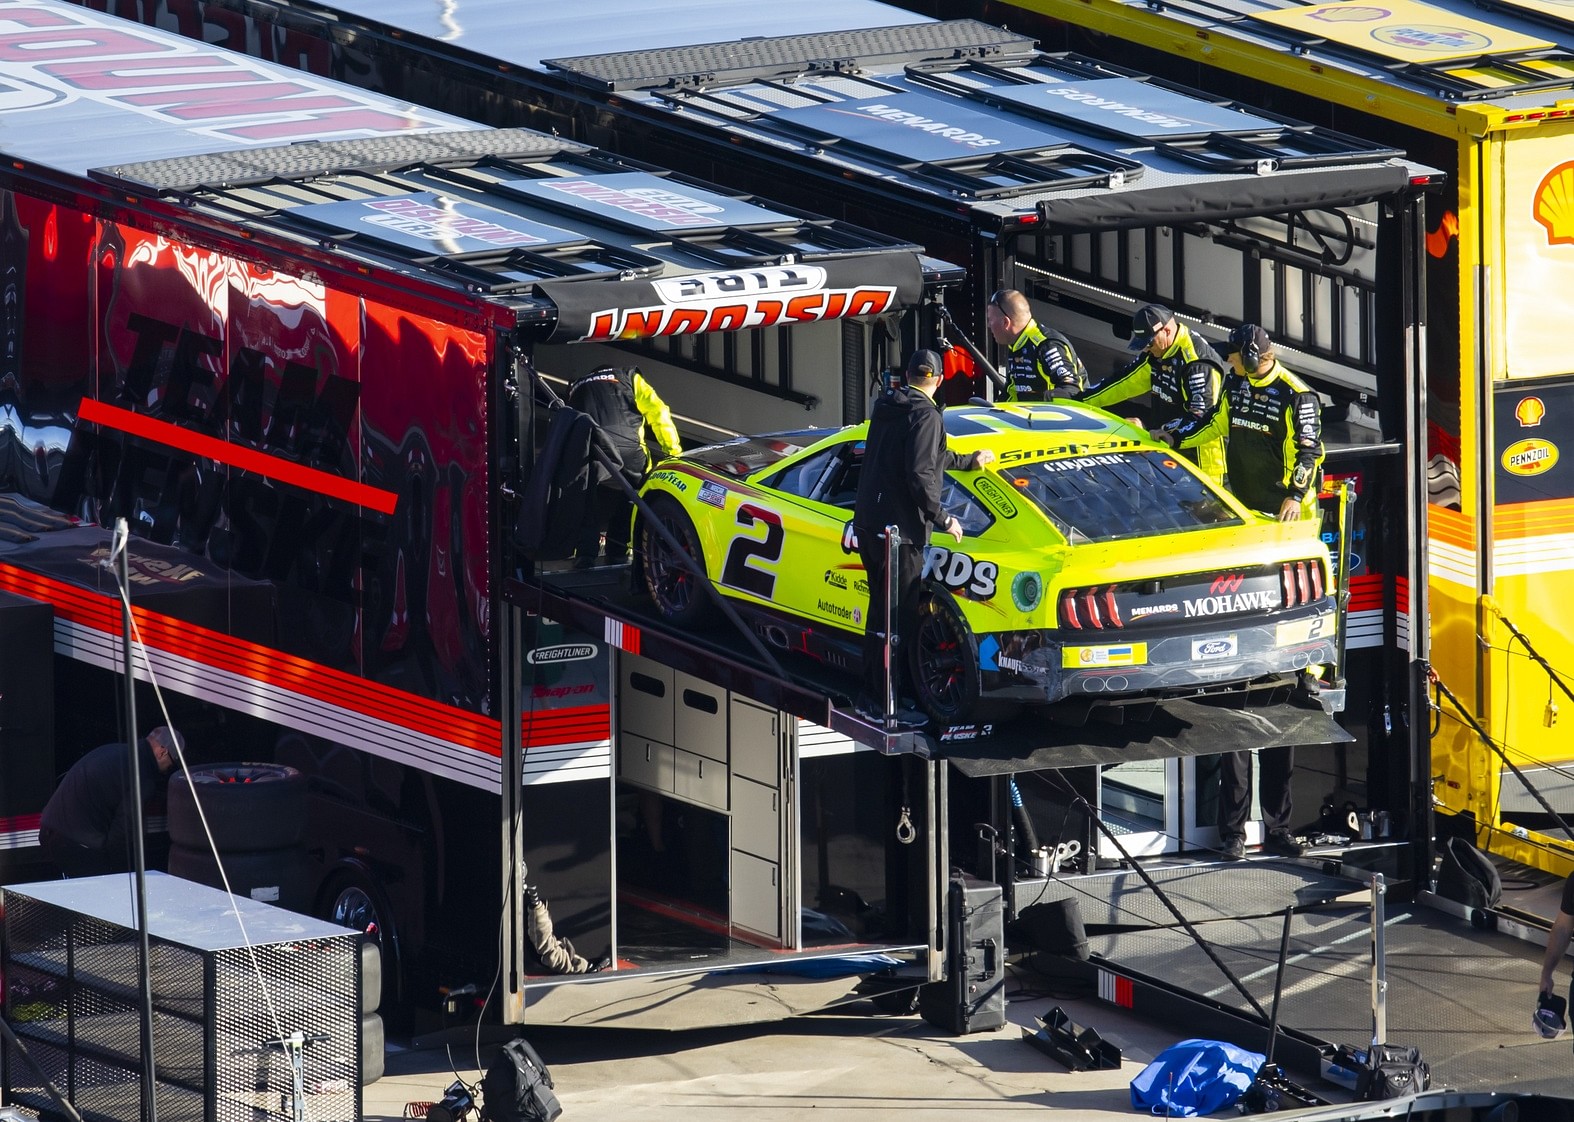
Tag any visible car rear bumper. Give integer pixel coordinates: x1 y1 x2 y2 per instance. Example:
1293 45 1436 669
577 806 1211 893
980 604 1339 704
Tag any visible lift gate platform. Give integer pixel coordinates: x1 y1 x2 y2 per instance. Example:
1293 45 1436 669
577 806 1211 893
1034 855 1572 1095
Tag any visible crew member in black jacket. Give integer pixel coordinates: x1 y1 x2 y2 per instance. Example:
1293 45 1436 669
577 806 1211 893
39 726 182 877
854 350 993 721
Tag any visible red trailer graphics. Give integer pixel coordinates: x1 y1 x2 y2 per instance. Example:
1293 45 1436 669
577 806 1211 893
0 0 951 1020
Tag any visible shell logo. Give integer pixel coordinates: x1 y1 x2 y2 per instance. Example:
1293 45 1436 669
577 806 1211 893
1534 162 1574 246
1515 396 1546 427
1501 437 1560 477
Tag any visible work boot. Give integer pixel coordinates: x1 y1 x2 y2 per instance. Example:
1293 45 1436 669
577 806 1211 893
1263 829 1307 858
1220 836 1246 861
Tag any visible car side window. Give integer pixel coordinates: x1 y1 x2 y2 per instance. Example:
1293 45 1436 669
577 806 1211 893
761 443 865 510
761 445 843 500
941 477 995 537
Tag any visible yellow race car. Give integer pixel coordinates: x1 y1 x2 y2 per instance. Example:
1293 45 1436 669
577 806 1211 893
636 401 1337 726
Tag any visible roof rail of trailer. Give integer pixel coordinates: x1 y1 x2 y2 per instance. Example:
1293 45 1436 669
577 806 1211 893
94 131 925 298
545 22 1415 217
542 19 1038 92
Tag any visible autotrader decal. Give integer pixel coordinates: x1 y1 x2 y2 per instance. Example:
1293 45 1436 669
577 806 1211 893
922 546 998 598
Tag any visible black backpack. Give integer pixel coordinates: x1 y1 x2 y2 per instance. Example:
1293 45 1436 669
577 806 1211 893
1435 835 1502 910
481 1037 562 1122
514 405 622 562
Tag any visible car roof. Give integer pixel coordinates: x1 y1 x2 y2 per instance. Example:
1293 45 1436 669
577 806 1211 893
939 402 1136 451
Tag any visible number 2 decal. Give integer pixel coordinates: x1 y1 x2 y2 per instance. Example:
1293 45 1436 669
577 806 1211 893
722 504 784 599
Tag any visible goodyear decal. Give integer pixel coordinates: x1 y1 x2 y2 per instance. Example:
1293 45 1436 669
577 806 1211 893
1502 437 1559 477
1063 643 1148 669
649 469 688 493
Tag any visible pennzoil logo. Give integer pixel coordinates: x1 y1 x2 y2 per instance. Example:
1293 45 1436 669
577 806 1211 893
1372 25 1490 52
1515 397 1546 428
581 266 897 340
1502 437 1560 477
1307 6 1389 22
1534 163 1574 247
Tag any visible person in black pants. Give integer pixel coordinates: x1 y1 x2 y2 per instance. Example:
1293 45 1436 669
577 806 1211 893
1218 746 1302 860
38 726 182 877
853 349 992 722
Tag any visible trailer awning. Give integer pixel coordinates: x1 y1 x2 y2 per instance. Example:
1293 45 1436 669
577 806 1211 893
940 698 1352 777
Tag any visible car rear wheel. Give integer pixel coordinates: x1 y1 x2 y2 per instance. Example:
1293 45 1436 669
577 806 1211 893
641 498 715 628
908 591 981 726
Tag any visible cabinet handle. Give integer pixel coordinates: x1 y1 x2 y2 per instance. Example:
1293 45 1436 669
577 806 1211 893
645 744 652 763
698 759 704 778
771 866 777 887
772 793 778 813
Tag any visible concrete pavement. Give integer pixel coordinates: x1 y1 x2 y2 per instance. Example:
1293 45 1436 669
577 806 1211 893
365 966 1341 1120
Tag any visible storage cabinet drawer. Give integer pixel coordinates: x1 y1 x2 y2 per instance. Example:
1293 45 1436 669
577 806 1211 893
673 748 727 811
619 735 673 793
730 778 778 861
729 696 778 785
730 850 781 941
619 658 673 745
674 670 727 763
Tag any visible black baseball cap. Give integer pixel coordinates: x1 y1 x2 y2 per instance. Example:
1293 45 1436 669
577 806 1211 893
907 349 944 380
1128 304 1175 350
1228 323 1272 368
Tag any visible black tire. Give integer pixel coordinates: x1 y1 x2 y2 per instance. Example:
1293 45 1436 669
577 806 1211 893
167 842 310 912
167 763 306 853
319 873 401 1021
908 591 982 726
640 497 715 628
361 1011 385 1086
360 937 382 1016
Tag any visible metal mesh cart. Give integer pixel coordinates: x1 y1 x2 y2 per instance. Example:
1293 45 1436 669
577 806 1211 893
2 871 360 1121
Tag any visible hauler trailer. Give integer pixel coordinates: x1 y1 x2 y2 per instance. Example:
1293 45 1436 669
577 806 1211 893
101 0 1437 895
0 0 991 1031
929 0 1574 881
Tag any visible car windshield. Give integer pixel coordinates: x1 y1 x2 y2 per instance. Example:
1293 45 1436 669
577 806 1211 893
999 450 1241 544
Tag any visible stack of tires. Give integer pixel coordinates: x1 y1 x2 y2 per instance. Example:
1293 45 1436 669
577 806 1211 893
166 763 385 1086
359 937 384 1085
166 763 310 915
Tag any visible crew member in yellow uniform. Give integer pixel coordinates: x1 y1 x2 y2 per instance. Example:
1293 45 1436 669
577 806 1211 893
569 364 682 568
1082 304 1228 485
985 288 1087 401
1223 324 1324 522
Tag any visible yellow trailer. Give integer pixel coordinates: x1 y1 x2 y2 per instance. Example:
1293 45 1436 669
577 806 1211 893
959 0 1574 872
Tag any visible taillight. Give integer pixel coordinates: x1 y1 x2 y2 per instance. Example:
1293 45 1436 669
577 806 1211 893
1059 589 1081 630
1060 586 1124 629
1280 560 1326 608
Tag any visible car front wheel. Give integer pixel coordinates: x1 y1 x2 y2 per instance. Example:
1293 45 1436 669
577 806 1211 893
640 498 715 628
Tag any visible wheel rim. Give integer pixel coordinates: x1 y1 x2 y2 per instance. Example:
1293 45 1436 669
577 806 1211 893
332 885 382 939
647 513 699 614
913 601 971 719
